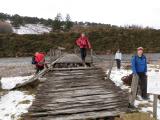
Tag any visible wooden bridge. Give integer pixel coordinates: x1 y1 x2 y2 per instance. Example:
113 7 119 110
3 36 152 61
24 54 129 120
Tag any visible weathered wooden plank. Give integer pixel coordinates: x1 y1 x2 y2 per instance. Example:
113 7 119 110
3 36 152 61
36 89 120 96
43 79 106 86
43 74 109 82
30 99 128 112
48 68 104 75
35 90 126 99
36 85 123 94
51 67 96 71
25 110 124 120
37 82 112 90
29 103 127 116
31 97 128 109
33 94 127 105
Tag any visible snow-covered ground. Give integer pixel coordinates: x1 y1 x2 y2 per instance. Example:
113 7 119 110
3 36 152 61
1 64 160 120
0 76 35 120
0 91 34 120
13 24 51 34
109 64 160 120
1 76 33 90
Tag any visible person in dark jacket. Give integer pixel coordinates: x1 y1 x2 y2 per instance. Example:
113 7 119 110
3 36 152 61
129 47 148 107
76 33 92 66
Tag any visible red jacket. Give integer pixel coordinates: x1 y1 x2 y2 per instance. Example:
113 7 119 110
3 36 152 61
35 53 45 66
76 36 91 49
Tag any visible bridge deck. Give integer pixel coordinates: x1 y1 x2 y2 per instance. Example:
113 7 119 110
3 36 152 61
25 66 128 120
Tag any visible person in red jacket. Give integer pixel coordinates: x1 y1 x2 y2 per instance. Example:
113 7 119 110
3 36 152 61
34 52 46 74
76 33 92 66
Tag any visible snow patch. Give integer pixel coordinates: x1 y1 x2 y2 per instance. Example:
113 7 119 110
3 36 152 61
0 91 34 120
108 65 160 120
108 67 132 89
1 75 33 89
13 24 51 34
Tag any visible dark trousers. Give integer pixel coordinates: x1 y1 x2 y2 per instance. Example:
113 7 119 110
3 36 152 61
137 72 148 99
36 65 44 74
116 59 121 69
80 48 87 61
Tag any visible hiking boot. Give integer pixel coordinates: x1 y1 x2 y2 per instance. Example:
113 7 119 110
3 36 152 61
128 103 136 109
142 97 149 100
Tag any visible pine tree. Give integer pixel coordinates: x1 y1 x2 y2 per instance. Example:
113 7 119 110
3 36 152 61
64 14 73 31
52 13 63 31
11 14 24 28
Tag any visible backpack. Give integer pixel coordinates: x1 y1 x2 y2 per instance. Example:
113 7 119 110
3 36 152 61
121 74 133 86
31 56 37 64
133 54 146 61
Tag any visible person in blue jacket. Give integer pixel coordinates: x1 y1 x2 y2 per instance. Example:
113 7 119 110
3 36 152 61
131 47 148 100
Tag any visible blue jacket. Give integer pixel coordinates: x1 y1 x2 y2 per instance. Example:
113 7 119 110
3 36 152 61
131 55 147 74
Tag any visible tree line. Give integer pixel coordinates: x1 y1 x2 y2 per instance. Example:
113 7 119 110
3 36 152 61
0 12 117 32
0 12 74 31
0 27 160 57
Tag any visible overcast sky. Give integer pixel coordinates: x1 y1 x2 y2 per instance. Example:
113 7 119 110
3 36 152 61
0 0 160 28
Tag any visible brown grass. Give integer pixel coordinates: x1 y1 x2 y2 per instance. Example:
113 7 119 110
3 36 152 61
115 112 155 120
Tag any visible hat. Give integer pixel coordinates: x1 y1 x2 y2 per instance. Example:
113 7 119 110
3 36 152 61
137 47 144 51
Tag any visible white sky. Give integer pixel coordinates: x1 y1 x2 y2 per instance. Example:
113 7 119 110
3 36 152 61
0 0 160 28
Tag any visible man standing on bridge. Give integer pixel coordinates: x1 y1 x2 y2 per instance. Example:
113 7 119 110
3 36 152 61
129 47 148 108
76 33 92 66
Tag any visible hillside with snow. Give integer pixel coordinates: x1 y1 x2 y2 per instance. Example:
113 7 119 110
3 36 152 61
12 24 52 34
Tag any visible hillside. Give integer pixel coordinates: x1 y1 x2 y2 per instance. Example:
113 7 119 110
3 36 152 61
0 12 118 34
0 13 160 57
1 27 160 57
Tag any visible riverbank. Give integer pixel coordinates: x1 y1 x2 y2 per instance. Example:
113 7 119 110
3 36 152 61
1 52 159 77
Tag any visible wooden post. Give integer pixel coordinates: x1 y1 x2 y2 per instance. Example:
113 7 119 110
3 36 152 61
153 94 158 120
49 49 52 62
59 50 62 57
90 49 93 63
53 49 56 60
107 54 114 79
74 47 77 54
129 74 139 106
